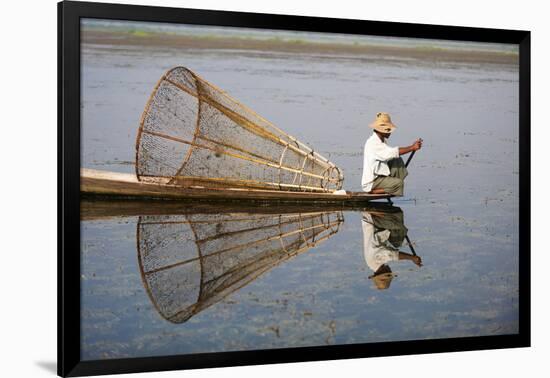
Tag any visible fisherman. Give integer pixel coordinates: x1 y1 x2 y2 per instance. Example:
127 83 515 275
361 112 422 196
361 209 422 290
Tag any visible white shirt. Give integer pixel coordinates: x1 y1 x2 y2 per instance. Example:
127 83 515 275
361 132 399 192
361 212 400 272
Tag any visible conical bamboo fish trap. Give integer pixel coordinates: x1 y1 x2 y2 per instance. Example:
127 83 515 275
135 67 343 192
137 210 343 323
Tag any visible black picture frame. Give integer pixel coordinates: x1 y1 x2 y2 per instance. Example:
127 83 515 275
58 1 531 376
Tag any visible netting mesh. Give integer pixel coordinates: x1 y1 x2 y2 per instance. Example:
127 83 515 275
137 210 344 323
136 67 343 192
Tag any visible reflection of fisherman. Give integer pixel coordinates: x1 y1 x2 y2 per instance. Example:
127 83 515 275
362 209 422 290
361 112 423 196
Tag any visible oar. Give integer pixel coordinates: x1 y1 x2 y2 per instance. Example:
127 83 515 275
402 146 418 251
404 234 417 256
387 143 417 204
405 150 416 168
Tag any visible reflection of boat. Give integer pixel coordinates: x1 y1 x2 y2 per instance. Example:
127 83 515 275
137 209 343 323
81 198 386 221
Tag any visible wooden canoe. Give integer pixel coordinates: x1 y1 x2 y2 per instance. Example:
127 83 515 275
81 168 393 204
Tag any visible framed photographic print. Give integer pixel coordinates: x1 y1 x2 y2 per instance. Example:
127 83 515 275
58 0 530 376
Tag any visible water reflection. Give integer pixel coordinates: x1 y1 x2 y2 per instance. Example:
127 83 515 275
361 206 421 290
81 200 421 323
137 209 344 323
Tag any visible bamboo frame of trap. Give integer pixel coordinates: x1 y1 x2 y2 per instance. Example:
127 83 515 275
135 67 344 193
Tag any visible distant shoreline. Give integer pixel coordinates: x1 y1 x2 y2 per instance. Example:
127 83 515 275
82 30 518 66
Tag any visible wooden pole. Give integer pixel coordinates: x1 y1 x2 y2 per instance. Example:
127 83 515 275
405 234 417 256
405 150 416 168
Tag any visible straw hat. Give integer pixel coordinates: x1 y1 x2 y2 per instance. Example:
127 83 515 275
370 272 395 290
368 265 396 290
369 112 397 134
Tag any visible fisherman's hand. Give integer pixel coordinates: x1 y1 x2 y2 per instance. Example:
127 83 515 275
412 138 423 151
412 255 423 267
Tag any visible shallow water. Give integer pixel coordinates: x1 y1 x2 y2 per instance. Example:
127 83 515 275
81 202 518 360
80 22 519 360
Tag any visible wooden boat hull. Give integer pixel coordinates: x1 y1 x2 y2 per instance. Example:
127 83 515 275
81 168 392 204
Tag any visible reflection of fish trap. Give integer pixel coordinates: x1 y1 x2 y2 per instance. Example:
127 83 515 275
136 67 343 192
137 210 343 323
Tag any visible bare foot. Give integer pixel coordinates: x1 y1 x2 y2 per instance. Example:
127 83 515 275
368 188 387 194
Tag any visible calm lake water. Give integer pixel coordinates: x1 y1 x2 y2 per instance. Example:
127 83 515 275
80 20 519 360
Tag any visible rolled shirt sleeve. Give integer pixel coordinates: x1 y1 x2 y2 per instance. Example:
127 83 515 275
375 144 399 162
372 249 400 268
